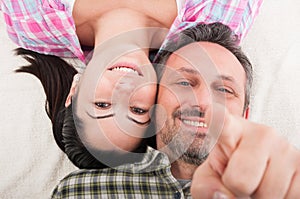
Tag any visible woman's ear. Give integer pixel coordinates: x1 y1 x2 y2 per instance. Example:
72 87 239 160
65 74 81 107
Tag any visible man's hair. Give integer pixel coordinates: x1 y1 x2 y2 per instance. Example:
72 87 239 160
154 22 253 112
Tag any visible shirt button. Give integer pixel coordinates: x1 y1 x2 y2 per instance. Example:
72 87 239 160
174 191 181 199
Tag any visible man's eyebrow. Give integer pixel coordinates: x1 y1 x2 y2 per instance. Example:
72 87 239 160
217 75 236 83
178 67 236 81
177 67 238 82
177 67 200 75
86 111 115 119
127 116 150 126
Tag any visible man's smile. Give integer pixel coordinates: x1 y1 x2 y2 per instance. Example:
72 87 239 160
176 116 208 135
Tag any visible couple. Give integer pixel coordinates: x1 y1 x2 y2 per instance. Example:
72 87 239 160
4 0 299 198
2 0 262 155
48 23 300 198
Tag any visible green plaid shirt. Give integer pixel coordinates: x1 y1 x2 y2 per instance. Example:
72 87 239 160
52 147 192 198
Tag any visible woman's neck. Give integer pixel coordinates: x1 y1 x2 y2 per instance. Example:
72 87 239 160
73 0 177 47
93 9 162 47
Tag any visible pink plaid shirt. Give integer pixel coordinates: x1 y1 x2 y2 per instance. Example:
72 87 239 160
0 0 263 62
166 0 263 45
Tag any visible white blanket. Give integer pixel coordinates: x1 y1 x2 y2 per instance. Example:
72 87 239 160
0 12 76 199
0 1 299 198
243 1 300 147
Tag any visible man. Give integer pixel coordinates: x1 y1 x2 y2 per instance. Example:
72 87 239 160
155 23 300 198
52 23 300 198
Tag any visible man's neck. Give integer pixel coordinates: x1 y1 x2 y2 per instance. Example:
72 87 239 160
171 160 198 180
157 138 198 180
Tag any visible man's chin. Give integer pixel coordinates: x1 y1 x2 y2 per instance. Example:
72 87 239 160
180 148 209 166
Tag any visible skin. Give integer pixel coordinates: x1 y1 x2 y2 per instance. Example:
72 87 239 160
78 49 157 152
191 105 300 199
66 0 174 153
66 48 157 153
155 41 300 198
156 41 247 179
72 0 177 47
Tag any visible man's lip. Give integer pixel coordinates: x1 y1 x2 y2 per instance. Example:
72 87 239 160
108 62 143 76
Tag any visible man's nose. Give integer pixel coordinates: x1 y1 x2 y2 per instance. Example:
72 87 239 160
188 85 212 112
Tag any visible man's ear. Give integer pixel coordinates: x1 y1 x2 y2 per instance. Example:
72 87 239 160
65 74 81 107
244 107 250 119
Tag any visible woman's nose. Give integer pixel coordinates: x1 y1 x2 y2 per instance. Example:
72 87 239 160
114 75 137 93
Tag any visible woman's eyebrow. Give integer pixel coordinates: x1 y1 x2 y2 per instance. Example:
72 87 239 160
127 115 151 126
86 111 150 125
86 111 115 119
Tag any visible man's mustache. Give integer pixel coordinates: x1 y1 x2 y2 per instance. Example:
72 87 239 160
173 109 205 118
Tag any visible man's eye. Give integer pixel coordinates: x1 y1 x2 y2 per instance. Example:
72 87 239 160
217 87 234 94
177 81 191 87
130 107 148 115
95 102 111 109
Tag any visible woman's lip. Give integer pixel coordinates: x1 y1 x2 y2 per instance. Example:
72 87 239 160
108 62 143 76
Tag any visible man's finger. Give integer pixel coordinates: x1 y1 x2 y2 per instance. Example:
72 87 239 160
285 169 300 199
204 103 276 196
204 103 244 175
191 160 235 199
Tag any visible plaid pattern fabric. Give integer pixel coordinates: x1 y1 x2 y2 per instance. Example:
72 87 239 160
0 0 84 61
1 0 262 62
161 0 263 49
52 147 192 199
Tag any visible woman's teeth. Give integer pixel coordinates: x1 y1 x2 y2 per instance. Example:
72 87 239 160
112 67 139 75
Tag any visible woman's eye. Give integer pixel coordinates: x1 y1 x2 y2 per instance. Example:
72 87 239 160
95 102 111 109
130 107 148 115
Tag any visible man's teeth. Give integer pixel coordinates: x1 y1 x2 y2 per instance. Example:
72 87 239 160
112 67 139 75
182 119 208 128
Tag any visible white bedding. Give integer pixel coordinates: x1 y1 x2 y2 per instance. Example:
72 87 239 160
0 1 300 198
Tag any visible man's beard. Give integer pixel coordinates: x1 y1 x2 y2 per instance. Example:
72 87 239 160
159 109 210 166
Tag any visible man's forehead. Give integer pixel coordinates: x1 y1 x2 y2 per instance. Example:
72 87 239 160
166 42 245 76
169 41 239 64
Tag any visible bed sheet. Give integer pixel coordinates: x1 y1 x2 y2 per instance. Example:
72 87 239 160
1 1 300 198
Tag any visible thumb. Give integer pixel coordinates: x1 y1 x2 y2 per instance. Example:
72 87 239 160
204 103 244 175
191 160 235 199
191 103 245 199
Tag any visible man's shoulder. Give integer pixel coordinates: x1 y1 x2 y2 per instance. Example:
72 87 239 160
51 147 178 198
51 167 178 198
51 168 137 198
60 167 144 181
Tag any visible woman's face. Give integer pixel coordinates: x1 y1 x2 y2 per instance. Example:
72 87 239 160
75 48 157 155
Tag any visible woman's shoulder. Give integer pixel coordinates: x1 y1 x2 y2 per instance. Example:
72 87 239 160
1 0 83 60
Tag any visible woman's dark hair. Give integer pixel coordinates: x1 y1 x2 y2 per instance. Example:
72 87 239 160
14 48 155 169
14 48 106 168
15 48 77 152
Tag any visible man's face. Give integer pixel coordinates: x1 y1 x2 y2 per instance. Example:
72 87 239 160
156 42 246 165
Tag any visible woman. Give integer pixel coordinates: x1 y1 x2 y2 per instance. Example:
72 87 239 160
1 0 263 168
6 0 177 168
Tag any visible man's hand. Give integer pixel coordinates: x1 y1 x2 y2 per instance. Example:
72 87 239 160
191 105 300 199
